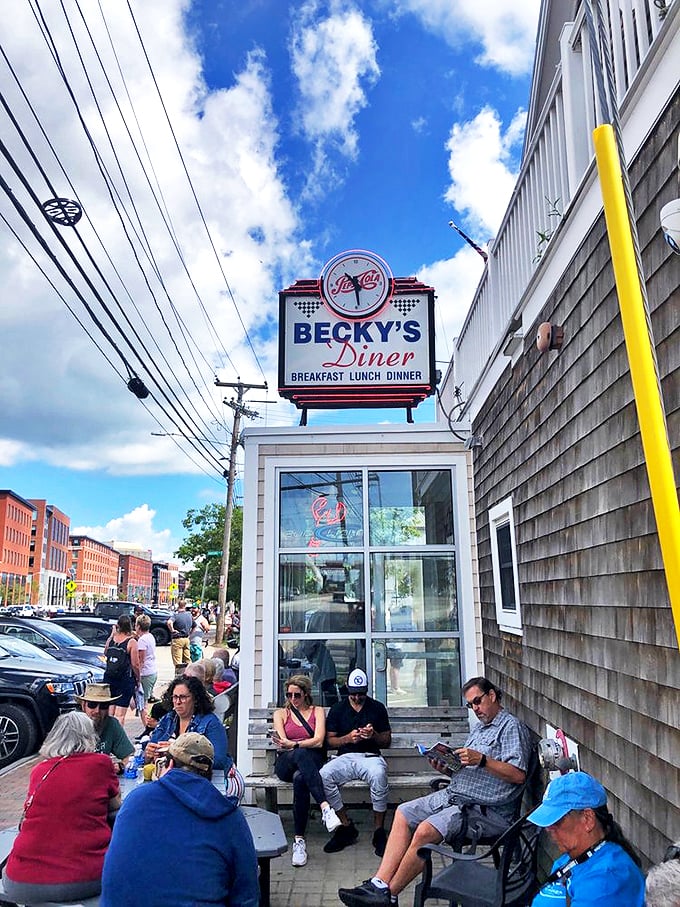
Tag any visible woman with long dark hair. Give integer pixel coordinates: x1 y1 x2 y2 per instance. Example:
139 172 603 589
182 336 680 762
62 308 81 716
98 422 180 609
144 674 229 770
273 674 341 867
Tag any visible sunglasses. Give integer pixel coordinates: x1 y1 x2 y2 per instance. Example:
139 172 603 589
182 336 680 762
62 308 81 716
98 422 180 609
86 701 110 710
466 692 489 709
154 755 169 776
286 691 303 700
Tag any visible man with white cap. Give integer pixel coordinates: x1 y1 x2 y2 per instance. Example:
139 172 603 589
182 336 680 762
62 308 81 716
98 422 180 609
76 682 134 774
527 771 644 906
102 732 259 907
320 668 392 856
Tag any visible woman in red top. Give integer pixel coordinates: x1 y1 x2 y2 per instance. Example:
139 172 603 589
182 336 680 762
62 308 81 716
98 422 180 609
2 710 120 903
272 674 341 867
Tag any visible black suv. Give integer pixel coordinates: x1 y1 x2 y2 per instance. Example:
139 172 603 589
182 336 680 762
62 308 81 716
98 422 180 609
0 617 107 672
0 634 93 768
91 601 173 646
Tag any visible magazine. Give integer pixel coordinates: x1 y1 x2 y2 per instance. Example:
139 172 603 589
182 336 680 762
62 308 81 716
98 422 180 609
416 741 464 773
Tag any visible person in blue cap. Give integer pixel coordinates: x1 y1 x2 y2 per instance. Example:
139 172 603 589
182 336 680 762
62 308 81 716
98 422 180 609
527 771 645 906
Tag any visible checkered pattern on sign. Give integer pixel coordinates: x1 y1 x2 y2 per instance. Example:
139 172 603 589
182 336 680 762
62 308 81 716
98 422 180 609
391 298 419 316
293 298 323 318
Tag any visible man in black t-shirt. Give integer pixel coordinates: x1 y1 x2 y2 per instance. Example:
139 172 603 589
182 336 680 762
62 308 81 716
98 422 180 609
320 669 392 856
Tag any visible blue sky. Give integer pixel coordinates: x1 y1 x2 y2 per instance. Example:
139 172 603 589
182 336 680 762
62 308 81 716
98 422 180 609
0 0 539 561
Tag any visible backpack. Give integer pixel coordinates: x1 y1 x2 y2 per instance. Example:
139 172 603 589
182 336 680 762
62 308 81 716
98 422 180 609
105 639 130 679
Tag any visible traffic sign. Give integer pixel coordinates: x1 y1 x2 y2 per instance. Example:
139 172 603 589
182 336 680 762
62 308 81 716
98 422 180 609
66 580 77 593
169 582 178 592
207 550 222 556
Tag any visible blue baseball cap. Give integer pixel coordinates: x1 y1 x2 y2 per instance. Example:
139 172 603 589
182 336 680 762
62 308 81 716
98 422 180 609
528 772 607 827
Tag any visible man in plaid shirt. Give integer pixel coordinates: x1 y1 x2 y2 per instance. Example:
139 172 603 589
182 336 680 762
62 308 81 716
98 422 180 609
339 676 529 907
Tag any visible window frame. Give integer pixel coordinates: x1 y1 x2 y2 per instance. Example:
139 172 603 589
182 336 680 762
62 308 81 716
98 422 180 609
488 496 523 634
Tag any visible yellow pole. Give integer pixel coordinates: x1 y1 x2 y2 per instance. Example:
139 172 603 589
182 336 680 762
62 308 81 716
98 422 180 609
593 124 680 648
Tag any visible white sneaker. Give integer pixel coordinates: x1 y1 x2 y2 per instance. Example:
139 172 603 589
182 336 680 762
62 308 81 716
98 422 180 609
321 805 342 833
292 838 307 867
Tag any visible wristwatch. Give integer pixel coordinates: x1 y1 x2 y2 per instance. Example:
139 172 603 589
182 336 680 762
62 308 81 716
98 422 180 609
294 743 300 749
479 754 487 768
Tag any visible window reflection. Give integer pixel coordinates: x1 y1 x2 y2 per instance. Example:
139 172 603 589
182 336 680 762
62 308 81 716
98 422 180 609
280 472 363 549
279 553 364 633
278 637 366 707
371 554 457 633
371 638 461 708
368 470 454 546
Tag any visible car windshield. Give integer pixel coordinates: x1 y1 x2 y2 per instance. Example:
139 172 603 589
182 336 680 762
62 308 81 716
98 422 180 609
38 622 85 646
0 634 58 660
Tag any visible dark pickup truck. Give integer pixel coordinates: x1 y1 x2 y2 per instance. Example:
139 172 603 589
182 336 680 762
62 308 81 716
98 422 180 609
86 601 174 646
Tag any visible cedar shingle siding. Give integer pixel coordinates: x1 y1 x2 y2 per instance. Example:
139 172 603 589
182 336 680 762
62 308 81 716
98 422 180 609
473 87 680 865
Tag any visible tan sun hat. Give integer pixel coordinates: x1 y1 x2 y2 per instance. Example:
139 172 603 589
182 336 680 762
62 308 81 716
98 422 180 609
168 733 214 775
75 682 121 704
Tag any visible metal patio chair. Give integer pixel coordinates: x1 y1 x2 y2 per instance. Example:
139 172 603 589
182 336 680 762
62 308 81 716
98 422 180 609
413 814 541 907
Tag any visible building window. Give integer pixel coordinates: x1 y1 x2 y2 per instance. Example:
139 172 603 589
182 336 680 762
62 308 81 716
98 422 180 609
488 497 522 633
277 467 461 709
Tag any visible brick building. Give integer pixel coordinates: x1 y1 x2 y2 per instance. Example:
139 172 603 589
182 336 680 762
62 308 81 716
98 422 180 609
29 500 70 609
69 535 119 604
0 490 34 606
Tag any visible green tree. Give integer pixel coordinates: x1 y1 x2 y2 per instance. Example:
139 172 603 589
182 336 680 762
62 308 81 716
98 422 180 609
175 504 243 606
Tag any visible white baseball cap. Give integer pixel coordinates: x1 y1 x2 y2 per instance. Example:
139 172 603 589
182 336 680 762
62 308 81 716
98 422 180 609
347 668 368 692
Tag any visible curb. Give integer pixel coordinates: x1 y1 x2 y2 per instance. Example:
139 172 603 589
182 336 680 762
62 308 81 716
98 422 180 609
0 754 38 778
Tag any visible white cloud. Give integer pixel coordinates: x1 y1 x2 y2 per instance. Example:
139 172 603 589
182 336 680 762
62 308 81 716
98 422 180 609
291 0 380 197
0 0 303 480
391 0 540 76
73 504 175 562
444 106 527 237
417 247 486 361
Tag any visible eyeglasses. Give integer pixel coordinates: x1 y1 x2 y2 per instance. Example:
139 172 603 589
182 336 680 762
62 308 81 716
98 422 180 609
172 694 191 702
154 755 169 775
86 701 109 710
466 692 489 709
286 691 303 700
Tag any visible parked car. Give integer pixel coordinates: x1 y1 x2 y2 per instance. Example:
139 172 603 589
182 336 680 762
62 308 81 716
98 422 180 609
49 616 114 646
89 601 173 646
0 634 95 768
0 617 107 672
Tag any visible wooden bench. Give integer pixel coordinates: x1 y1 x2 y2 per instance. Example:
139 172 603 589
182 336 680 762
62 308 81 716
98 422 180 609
246 705 469 813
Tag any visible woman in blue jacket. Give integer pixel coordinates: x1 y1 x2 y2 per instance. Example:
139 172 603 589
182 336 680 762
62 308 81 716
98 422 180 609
144 674 229 770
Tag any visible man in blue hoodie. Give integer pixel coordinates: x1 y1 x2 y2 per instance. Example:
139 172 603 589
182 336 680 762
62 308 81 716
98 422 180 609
101 733 259 907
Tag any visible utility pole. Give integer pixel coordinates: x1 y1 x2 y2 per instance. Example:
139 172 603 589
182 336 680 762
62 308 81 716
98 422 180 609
213 377 267 645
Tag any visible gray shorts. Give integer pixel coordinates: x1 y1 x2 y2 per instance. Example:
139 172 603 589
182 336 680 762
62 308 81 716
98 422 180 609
397 787 462 837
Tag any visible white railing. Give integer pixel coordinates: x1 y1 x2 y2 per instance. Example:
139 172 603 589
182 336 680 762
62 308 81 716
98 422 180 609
453 0 675 401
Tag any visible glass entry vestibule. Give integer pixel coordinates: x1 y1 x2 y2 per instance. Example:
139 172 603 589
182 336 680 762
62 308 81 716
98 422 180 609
276 468 462 710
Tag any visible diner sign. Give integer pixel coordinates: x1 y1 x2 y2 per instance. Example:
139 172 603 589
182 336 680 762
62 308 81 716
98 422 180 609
278 256 436 413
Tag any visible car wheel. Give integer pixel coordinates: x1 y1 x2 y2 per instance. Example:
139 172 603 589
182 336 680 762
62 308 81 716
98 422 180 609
0 704 39 769
151 626 170 646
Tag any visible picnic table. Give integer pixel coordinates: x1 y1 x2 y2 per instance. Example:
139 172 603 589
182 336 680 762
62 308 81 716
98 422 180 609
120 770 287 907
0 774 287 907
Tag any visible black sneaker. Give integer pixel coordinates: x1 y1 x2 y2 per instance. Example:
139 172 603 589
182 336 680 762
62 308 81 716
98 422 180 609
338 879 395 906
372 827 388 857
323 821 359 853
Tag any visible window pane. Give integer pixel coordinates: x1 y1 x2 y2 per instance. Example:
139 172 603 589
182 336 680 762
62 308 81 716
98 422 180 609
279 553 365 633
279 472 363 549
371 638 461 708
371 553 458 632
368 470 454 546
278 637 366 707
496 523 516 612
